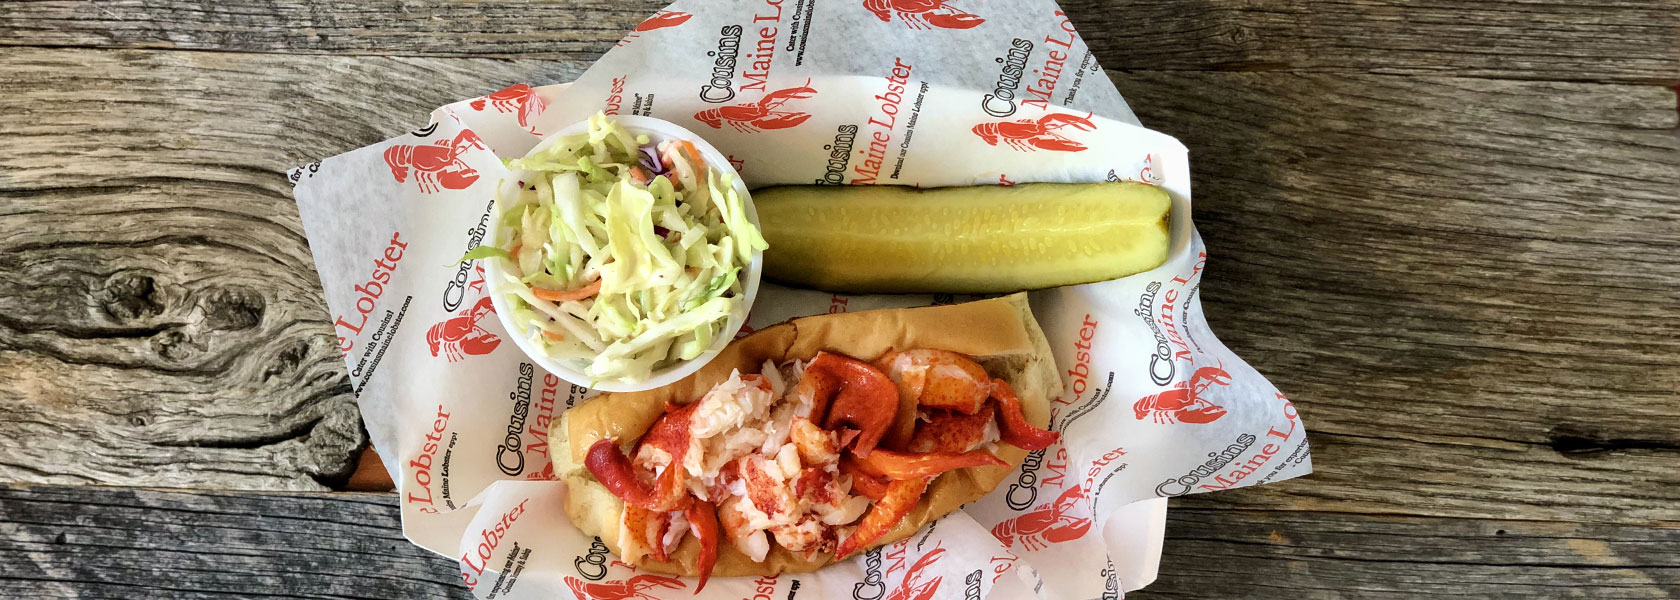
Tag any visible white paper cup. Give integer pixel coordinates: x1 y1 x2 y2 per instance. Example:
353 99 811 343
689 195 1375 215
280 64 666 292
485 115 763 392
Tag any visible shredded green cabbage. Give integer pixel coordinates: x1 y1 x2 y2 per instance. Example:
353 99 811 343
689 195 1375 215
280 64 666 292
483 112 766 384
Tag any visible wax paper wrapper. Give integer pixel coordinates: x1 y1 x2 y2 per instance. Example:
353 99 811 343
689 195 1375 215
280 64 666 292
290 1 1311 598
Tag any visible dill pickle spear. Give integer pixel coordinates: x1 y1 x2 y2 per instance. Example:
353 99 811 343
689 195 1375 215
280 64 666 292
754 182 1171 293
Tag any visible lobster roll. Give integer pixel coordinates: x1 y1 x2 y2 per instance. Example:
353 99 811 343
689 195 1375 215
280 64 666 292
551 294 1061 580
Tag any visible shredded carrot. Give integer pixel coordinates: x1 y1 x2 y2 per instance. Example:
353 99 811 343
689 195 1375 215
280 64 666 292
541 330 566 342
679 140 703 165
629 166 650 184
531 278 602 302
509 243 522 257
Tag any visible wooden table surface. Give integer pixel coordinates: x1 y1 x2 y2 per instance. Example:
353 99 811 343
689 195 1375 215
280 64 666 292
2 1 1677 598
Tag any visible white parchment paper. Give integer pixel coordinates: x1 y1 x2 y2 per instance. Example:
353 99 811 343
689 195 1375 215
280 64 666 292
290 1 1310 598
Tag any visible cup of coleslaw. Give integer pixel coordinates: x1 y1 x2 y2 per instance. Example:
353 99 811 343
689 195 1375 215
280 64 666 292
481 113 766 392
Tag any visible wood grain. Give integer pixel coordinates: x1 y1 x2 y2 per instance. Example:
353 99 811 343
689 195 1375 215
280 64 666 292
1132 502 1680 599
0 47 585 489
0 485 468 599
1 0 1676 82
3 484 1673 599
1113 71 1680 524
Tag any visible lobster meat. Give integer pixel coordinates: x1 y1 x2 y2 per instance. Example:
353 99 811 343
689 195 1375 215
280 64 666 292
582 346 1060 579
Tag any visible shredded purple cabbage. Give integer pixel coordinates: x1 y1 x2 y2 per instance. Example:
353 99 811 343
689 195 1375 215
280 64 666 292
638 146 668 177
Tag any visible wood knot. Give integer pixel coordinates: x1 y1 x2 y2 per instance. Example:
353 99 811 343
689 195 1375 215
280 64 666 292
99 272 165 321
262 339 312 381
198 286 265 331
150 329 205 361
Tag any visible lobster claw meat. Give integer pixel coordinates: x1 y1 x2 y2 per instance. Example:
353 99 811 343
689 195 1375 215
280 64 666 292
809 352 898 457
848 447 1006 480
835 477 928 559
839 457 893 500
585 439 661 509
990 378 1059 451
685 499 719 592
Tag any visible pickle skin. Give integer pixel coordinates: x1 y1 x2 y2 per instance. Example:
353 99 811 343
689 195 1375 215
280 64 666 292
754 182 1172 294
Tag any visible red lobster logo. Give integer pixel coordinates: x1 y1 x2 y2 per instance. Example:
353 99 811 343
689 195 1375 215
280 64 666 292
990 485 1093 551
864 0 985 30
469 83 547 133
619 11 692 46
635 10 692 31
563 574 684 600
382 130 486 193
972 112 1096 152
887 545 946 600
1134 363 1235 424
427 296 501 362
693 82 817 133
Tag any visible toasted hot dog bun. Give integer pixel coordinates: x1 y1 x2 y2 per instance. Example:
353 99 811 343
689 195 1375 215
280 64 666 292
550 293 1061 576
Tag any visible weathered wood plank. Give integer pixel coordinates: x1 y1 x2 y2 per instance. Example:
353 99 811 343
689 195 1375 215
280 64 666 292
1132 501 1680 599
0 485 469 599
1113 71 1680 524
0 48 586 489
1079 0 1680 82
4 484 1675 599
1 0 1676 82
